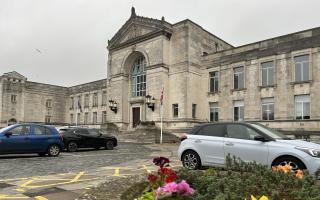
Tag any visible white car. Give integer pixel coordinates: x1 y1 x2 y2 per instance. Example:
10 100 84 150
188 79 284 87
178 122 320 175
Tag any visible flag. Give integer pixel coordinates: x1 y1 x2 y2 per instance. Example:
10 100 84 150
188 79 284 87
77 99 82 112
160 86 164 105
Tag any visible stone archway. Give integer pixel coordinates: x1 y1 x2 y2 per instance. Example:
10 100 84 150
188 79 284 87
8 118 17 126
122 51 149 129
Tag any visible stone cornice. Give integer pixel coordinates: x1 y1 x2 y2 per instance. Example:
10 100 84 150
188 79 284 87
108 29 172 52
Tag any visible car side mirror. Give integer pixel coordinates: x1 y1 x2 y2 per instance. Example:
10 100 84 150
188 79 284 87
254 135 266 142
4 132 12 137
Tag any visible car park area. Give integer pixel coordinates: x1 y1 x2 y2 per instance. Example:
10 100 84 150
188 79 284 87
0 143 180 200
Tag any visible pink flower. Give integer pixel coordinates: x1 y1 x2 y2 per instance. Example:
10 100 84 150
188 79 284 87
162 182 178 194
177 180 195 196
155 187 162 200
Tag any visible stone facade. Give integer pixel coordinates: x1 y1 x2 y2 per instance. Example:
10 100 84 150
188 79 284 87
1 7 320 135
0 72 107 128
106 8 320 134
0 71 69 128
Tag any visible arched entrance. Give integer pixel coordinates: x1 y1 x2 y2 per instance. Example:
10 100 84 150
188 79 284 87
8 118 17 126
122 51 148 128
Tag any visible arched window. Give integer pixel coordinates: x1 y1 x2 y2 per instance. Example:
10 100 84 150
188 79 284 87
8 118 17 126
131 56 146 96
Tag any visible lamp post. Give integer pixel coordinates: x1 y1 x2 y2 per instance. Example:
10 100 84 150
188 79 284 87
145 95 155 111
108 99 118 113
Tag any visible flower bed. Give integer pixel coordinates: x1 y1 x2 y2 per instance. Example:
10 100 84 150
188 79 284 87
128 155 320 200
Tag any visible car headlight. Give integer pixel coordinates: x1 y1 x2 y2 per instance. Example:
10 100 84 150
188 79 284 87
296 147 320 158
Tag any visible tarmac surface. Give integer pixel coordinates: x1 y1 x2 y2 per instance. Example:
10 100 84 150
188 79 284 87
0 142 180 200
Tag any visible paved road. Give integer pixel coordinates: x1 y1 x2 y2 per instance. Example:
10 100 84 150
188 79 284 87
0 143 180 200
0 143 157 179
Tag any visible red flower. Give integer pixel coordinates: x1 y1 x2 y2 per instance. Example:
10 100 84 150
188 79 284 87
148 174 158 183
153 157 170 168
159 167 173 175
165 172 177 183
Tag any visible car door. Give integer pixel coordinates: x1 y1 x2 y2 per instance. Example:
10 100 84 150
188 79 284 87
1 125 32 153
87 129 104 147
75 129 91 148
224 124 269 165
192 124 226 167
30 125 53 152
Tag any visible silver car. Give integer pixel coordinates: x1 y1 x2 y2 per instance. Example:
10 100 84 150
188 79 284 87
178 122 320 175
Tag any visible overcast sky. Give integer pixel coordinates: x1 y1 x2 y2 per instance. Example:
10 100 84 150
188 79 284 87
1 0 320 86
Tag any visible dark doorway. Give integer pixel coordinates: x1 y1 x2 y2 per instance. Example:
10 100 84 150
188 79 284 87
132 107 140 128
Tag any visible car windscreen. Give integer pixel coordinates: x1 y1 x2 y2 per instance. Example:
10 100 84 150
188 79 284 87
0 125 15 133
249 123 289 140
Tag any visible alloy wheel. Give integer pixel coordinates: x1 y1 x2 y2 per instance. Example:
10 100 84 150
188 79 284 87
68 142 78 152
183 152 199 170
48 145 60 157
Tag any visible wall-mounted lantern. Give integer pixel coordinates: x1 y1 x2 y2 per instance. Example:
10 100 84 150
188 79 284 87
145 94 155 111
108 99 118 113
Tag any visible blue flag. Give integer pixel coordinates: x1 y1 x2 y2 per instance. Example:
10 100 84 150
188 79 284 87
77 99 82 112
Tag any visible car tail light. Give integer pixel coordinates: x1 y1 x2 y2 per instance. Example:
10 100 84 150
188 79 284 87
180 134 187 141
59 133 64 141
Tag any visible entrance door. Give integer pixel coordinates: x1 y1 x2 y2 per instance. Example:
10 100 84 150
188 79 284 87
132 107 140 128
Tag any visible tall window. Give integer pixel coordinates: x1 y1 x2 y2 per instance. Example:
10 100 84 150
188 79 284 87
11 95 17 103
93 93 98 107
46 99 52 108
294 55 309 82
192 104 197 118
70 114 73 124
261 61 274 86
102 111 107 123
234 100 244 121
45 116 51 124
262 98 274 120
102 91 107 105
234 67 244 89
295 95 310 120
209 71 219 93
84 112 89 124
132 56 146 97
84 94 89 107
172 104 179 118
70 97 74 109
209 102 219 122
93 112 97 124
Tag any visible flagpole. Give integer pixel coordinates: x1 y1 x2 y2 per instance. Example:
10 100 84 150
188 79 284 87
160 84 164 144
75 109 78 126
160 101 163 144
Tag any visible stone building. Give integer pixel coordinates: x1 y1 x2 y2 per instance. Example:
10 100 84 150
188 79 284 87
0 71 69 128
1 7 320 135
0 71 107 128
106 7 320 134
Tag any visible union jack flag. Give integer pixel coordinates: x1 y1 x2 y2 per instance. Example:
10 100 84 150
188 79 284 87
160 86 164 105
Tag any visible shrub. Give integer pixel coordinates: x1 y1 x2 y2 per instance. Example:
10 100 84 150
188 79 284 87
176 155 320 200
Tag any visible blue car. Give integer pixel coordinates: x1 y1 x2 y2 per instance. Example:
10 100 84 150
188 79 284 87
0 124 64 157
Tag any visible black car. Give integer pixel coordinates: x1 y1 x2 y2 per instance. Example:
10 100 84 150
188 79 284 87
61 128 117 152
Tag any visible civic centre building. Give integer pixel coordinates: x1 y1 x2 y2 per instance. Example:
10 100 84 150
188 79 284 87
1 7 320 135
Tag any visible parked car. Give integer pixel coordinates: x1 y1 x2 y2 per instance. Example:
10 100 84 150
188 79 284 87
178 122 320 175
0 123 64 156
62 128 117 152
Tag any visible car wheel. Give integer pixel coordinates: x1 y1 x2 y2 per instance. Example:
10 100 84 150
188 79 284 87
105 140 114 150
67 142 78 152
272 156 306 171
38 153 46 157
182 150 201 170
47 144 61 157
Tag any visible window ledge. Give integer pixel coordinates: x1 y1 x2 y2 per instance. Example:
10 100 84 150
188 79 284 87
231 88 247 92
207 91 220 96
258 84 277 89
290 80 312 85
